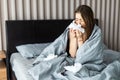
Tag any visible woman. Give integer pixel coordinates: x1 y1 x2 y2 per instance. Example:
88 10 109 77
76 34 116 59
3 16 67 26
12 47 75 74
69 5 95 58
30 5 105 80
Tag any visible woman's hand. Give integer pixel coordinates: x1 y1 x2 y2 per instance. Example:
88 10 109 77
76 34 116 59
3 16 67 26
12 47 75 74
69 28 87 57
75 30 83 41
69 28 76 39
69 28 77 58
75 30 84 47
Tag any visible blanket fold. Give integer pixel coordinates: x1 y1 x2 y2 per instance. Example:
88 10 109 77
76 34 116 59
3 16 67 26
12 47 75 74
28 23 120 80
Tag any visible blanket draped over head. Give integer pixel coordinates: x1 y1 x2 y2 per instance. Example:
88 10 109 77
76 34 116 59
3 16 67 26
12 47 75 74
28 24 120 80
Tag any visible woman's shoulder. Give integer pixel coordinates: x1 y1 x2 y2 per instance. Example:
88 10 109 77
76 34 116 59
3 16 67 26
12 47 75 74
94 24 102 33
89 24 102 39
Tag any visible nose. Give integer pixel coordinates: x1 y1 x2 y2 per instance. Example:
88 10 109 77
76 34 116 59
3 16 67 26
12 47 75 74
75 19 81 25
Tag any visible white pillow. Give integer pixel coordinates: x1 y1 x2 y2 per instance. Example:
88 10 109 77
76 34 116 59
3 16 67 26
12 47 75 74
16 43 51 59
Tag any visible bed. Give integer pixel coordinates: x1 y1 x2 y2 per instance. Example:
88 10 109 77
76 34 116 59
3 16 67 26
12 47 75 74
6 19 120 80
5 19 74 80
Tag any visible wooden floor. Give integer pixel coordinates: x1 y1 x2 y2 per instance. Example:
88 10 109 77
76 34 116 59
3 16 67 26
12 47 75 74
0 60 7 80
0 51 7 80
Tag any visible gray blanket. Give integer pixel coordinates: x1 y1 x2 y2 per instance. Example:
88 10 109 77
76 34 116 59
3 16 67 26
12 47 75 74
28 25 120 80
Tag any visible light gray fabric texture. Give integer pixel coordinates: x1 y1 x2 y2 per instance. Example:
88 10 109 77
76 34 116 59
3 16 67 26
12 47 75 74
16 43 51 58
10 53 34 80
28 24 120 80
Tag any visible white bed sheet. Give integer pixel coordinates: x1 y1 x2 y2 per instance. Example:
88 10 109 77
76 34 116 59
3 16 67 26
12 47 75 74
10 52 35 80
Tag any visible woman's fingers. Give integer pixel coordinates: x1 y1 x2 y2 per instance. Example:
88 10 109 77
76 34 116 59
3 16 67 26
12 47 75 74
69 28 76 38
75 30 82 38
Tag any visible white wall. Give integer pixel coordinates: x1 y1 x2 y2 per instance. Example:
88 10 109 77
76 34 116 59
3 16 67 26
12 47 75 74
0 0 120 51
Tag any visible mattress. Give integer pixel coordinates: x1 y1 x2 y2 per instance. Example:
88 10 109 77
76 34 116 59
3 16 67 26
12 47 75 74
10 53 35 80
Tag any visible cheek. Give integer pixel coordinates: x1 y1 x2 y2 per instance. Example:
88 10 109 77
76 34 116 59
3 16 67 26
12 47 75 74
81 22 86 28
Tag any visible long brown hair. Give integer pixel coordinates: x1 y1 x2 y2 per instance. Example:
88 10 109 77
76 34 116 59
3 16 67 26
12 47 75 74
75 5 95 39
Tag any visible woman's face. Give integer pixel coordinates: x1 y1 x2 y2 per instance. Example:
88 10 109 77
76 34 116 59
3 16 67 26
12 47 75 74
75 13 86 28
